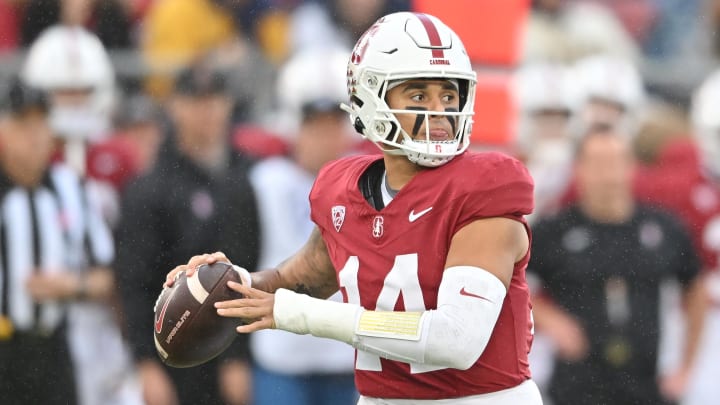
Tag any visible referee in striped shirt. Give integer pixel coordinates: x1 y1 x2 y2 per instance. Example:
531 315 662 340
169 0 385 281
0 78 116 404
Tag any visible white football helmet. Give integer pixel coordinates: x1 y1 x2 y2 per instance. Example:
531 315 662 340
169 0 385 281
512 62 575 151
691 69 720 178
571 54 645 137
342 12 477 167
276 47 351 132
513 62 575 114
22 25 115 141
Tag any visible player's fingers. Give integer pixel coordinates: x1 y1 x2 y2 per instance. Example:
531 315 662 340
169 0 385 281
214 298 243 309
214 296 262 309
226 281 270 299
236 318 274 334
186 253 213 274
208 251 228 264
216 306 269 319
215 296 271 310
186 254 208 268
164 265 187 287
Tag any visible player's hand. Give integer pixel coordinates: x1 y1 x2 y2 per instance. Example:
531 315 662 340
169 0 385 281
164 252 230 287
215 281 275 332
26 271 80 301
545 311 589 362
659 367 690 401
138 359 179 405
219 359 252 405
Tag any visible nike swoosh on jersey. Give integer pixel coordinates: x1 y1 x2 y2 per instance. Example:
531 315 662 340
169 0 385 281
408 207 433 222
459 287 493 303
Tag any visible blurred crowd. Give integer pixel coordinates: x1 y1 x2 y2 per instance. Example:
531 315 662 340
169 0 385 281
1 0 720 404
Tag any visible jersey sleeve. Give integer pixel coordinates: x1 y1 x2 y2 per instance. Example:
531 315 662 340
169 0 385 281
309 159 344 232
309 155 373 233
453 153 534 232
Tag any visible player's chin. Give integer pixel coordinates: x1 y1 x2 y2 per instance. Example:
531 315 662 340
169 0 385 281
413 129 452 142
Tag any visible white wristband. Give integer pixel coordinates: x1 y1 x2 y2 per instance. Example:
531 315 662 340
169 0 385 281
273 288 362 343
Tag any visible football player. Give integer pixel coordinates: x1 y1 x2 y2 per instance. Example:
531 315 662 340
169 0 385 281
22 25 116 173
512 61 576 394
512 62 575 221
167 12 543 404
631 69 720 404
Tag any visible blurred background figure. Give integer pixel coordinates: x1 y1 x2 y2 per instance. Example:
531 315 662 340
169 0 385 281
570 53 647 137
0 77 139 405
115 61 260 405
522 0 640 64
141 0 236 98
640 0 715 106
102 91 164 184
512 61 576 220
141 0 276 114
529 127 706 405
248 46 358 405
21 24 116 174
627 68 720 405
511 61 576 397
86 91 165 226
20 0 133 49
288 0 408 53
692 70 720 188
19 24 141 405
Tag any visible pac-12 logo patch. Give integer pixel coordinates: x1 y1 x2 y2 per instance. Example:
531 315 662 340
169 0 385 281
332 205 346 232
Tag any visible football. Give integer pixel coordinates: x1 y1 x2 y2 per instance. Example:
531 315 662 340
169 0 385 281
153 261 244 368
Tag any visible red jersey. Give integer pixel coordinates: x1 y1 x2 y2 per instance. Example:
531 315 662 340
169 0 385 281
635 139 720 273
309 151 535 399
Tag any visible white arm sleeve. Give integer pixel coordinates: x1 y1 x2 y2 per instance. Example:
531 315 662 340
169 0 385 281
273 265 507 370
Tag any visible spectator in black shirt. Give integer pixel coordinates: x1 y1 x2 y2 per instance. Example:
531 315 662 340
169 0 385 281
529 126 707 405
115 62 260 405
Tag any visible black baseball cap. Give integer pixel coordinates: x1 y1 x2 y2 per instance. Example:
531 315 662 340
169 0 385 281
173 63 228 96
1 77 49 115
301 98 344 118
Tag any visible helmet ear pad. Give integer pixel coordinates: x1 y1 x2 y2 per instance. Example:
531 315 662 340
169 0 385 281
350 95 366 135
386 122 398 142
354 117 366 135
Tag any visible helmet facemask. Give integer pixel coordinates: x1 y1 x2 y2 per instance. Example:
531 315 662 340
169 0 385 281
343 70 476 167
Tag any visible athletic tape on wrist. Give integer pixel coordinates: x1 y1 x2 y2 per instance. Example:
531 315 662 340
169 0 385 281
356 310 426 341
273 288 361 343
